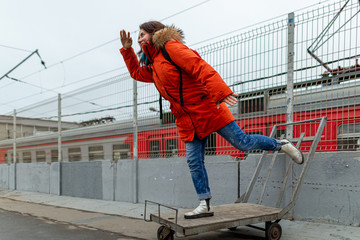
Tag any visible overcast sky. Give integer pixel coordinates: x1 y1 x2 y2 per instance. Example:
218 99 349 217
0 0 336 116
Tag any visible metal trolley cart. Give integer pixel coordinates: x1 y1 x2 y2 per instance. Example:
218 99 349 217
144 117 327 240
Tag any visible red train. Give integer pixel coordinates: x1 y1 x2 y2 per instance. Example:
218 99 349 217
0 70 359 164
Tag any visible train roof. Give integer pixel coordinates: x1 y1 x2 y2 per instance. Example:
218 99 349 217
237 70 360 98
0 72 359 149
0 115 79 129
0 116 165 148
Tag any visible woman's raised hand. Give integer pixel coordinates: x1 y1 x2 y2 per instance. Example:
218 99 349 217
120 30 132 50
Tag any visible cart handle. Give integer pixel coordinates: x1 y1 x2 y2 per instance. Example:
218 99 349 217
144 200 179 226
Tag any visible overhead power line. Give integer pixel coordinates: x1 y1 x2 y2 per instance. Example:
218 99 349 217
0 0 213 112
190 0 333 47
1 66 126 106
307 0 360 72
4 75 103 113
43 99 159 120
18 0 212 81
159 0 210 21
0 44 33 53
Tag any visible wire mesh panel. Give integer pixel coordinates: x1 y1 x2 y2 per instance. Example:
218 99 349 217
12 73 134 123
294 0 360 153
194 0 360 157
0 0 359 163
0 72 136 164
197 15 290 157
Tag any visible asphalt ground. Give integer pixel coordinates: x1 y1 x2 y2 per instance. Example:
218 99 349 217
0 209 123 240
0 190 359 240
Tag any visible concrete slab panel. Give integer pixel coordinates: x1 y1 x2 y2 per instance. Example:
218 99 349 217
61 161 102 199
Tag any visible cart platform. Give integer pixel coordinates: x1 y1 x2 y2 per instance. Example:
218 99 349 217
150 203 282 237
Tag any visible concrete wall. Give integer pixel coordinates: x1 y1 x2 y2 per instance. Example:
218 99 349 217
0 164 9 189
293 152 360 226
240 152 360 227
61 161 103 199
57 156 238 208
16 163 51 193
137 157 238 208
0 152 359 226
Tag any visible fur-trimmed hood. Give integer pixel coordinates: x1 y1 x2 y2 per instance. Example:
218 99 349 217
152 26 184 49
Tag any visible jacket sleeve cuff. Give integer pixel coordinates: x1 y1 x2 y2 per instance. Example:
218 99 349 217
120 47 132 53
214 88 234 103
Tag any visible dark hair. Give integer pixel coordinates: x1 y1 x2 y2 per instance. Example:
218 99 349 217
138 21 166 65
139 21 166 37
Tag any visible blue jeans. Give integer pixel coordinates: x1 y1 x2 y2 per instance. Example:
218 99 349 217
186 121 282 200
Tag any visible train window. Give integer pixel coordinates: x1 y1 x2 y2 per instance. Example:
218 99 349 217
89 146 104 160
337 137 359 151
22 152 32 163
51 150 58 162
7 152 19 163
69 148 81 161
205 133 216 155
49 127 58 132
113 144 131 160
275 129 286 139
166 139 178 157
36 151 46 162
337 123 360 151
149 140 161 158
161 112 175 124
6 153 11 164
338 123 360 134
239 96 264 114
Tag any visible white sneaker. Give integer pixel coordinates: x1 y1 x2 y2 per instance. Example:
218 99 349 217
184 199 214 219
280 139 304 164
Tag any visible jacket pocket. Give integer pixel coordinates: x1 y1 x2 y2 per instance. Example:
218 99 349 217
170 104 194 132
175 114 194 134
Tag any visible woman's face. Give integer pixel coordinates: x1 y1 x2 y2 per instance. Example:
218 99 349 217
138 29 151 46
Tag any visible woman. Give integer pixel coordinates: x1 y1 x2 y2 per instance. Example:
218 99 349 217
119 21 303 219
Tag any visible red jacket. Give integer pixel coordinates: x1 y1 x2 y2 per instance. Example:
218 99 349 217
120 27 235 142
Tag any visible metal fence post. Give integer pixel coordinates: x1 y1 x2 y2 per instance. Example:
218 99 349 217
133 80 138 203
58 94 62 195
287 12 295 139
13 109 16 190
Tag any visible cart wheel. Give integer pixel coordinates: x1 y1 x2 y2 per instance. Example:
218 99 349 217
157 226 174 240
265 223 282 240
228 227 237 231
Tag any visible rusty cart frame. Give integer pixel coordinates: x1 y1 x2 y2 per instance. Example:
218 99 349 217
144 117 327 240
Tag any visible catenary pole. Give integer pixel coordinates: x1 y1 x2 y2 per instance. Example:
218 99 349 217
58 94 62 195
13 109 16 190
287 13 295 139
133 80 138 203
0 49 46 81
